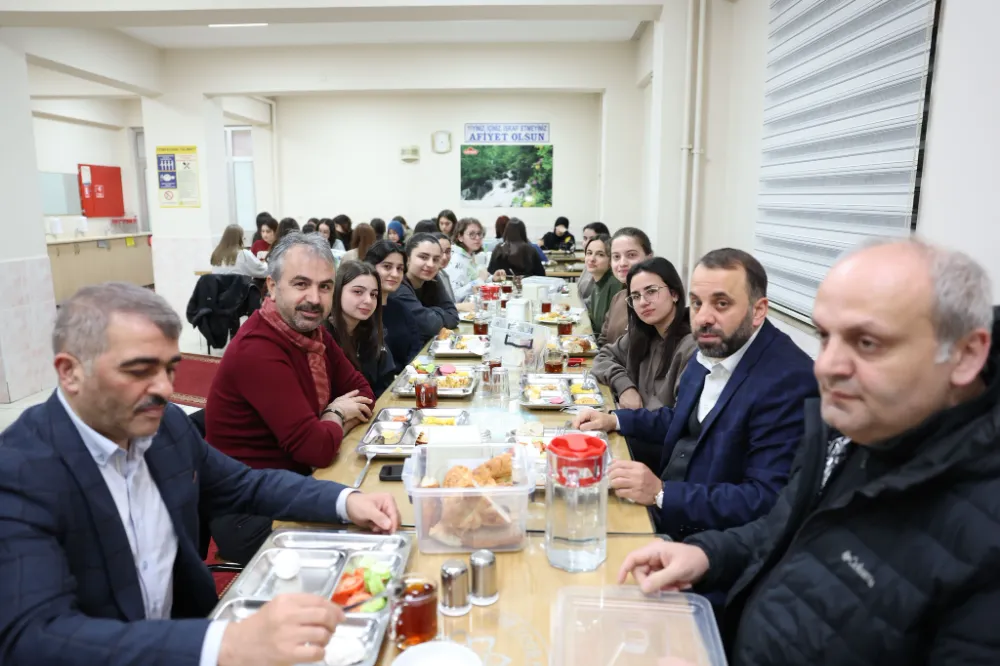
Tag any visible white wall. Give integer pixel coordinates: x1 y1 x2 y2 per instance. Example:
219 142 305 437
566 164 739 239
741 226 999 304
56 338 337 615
276 91 601 239
917 0 1000 297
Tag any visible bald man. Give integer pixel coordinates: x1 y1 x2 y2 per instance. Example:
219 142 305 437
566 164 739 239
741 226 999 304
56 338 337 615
617 239 1000 665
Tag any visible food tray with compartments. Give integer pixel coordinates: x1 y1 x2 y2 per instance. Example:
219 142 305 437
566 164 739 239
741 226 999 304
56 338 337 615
535 308 584 325
374 407 471 426
556 334 598 357
428 334 490 358
568 376 605 408
212 530 411 666
519 377 572 410
390 369 478 398
357 419 481 457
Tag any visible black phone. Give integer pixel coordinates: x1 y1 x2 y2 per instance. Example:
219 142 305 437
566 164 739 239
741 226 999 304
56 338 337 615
379 464 405 482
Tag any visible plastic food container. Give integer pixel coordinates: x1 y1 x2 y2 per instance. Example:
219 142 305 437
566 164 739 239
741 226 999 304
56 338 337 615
551 587 726 666
402 444 535 554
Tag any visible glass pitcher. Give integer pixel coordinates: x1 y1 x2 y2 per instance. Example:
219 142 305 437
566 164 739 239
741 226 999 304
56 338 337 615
545 434 608 572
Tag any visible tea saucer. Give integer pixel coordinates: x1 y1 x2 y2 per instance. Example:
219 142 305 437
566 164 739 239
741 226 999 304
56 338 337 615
391 641 483 666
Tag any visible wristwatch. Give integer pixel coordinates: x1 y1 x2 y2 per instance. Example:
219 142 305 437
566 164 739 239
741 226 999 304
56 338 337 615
323 407 346 422
655 488 664 509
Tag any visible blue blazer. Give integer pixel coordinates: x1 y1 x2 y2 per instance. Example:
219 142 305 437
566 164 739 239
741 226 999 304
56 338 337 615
616 320 817 539
0 394 349 666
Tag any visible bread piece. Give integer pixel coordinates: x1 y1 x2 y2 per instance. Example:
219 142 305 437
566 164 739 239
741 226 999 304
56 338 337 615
429 523 463 548
443 465 475 489
437 328 452 341
475 453 513 484
460 523 524 550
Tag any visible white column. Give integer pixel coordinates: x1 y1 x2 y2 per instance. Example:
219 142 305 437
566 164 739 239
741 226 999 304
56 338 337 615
141 92 231 325
0 39 58 403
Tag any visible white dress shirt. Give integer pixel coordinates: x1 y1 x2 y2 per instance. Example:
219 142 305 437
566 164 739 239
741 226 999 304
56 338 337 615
694 325 761 422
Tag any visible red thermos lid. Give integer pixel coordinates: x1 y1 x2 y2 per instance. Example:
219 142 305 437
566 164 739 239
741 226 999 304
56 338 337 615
547 434 607 486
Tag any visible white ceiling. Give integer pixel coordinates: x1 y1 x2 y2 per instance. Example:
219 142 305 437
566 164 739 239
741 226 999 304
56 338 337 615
119 19 642 49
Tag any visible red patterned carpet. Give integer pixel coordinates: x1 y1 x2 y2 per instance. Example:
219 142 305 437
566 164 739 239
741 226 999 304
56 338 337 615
170 353 221 408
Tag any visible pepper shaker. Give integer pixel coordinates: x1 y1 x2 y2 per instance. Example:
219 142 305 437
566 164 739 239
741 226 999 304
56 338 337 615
439 559 471 617
469 550 499 606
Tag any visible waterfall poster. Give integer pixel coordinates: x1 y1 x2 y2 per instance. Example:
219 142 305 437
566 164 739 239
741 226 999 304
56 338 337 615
460 123 553 208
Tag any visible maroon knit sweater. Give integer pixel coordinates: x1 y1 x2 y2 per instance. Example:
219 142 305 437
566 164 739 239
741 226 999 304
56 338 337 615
205 311 374 475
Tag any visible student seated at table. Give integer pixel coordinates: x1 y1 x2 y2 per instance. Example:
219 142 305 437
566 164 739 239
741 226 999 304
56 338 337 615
575 249 816 540
326 260 397 396
386 219 405 244
365 240 424 374
210 224 269 278
538 216 576 251
388 232 459 344
249 215 278 258
205 232 377 563
582 233 621 334
276 217 299 242
444 218 496 302
0 281 400 666
318 218 346 252
343 222 376 263
598 227 654 346
576 221 611 301
592 257 696 470
433 232 456 303
435 209 457 236
488 218 547 278
371 217 386 241
332 214 353 249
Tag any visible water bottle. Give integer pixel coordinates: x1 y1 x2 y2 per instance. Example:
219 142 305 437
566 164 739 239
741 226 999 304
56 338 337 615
544 434 608 572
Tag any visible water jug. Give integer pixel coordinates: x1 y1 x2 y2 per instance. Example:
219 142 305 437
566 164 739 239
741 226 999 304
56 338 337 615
544 434 608 572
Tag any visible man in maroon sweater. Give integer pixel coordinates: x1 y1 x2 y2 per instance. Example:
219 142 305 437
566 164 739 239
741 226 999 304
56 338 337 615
206 232 379 563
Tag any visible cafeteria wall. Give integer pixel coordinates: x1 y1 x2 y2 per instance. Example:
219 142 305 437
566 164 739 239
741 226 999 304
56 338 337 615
276 91 601 240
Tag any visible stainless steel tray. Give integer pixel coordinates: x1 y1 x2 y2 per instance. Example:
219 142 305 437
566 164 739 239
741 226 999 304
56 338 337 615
234 548 345 600
411 408 471 425
336 551 407 618
399 424 484 447
557 334 598 357
428 335 489 358
268 531 410 553
568 377 605 408
360 422 407 446
391 372 479 398
520 378 572 410
374 408 415 424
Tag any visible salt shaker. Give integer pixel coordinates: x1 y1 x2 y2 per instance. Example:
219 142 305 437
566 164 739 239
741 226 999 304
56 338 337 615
439 559 471 617
469 550 499 606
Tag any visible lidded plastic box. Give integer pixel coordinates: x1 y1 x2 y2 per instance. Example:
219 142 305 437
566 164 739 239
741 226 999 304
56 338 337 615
551 586 727 666
402 443 535 554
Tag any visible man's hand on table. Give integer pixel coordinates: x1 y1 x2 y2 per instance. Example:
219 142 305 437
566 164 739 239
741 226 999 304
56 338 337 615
617 541 710 595
218 594 344 666
572 408 618 433
346 492 401 534
608 460 661 505
328 390 373 424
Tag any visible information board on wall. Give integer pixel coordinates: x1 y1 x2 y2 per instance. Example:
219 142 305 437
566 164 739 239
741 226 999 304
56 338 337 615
156 145 201 208
464 123 550 145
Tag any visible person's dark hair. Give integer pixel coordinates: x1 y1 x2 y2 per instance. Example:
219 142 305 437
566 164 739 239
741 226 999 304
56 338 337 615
307 218 320 226
370 218 386 240
493 218 537 274
301 222 317 234
317 219 335 247
392 215 408 229
350 223 377 260
364 239 407 271
260 216 278 237
625 257 691 382
328 260 385 371
432 232 450 245
698 248 768 302
436 209 458 230
583 222 610 237
495 215 510 239
452 218 484 253
253 211 274 242
554 216 570 230
413 219 438 234
332 214 353 245
277 217 300 241
611 227 653 256
404 232 448 306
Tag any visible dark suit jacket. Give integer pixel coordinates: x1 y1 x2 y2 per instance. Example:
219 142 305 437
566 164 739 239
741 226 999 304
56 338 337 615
0 394 349 666
616 320 817 539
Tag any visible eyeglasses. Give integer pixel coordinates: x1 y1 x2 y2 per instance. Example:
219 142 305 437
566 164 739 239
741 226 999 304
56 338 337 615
466 232 483 239
626 285 668 309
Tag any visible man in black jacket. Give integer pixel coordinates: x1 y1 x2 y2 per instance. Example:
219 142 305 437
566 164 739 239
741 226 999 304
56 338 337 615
618 239 1000 665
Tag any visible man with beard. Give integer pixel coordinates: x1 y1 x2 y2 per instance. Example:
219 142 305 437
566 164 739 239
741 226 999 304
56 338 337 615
205 232 378 563
0 282 399 666
575 248 816 539
617 240 1000 665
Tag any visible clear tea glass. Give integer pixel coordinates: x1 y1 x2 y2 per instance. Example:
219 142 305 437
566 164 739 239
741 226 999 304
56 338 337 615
545 348 568 375
391 575 438 650
414 376 439 409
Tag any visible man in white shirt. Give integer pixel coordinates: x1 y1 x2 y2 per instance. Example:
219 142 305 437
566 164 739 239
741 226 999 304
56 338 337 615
574 249 817 539
0 282 400 666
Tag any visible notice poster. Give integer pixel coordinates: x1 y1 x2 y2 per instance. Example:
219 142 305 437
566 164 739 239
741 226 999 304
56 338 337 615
460 123 552 208
156 145 201 208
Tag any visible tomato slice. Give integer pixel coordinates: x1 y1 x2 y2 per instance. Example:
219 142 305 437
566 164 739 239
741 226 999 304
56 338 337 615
332 571 365 605
346 591 372 607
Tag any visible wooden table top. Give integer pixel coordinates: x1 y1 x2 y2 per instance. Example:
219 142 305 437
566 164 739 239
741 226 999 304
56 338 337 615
310 289 654 536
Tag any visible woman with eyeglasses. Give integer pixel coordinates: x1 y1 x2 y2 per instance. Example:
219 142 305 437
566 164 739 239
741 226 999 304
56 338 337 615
592 257 696 468
582 234 621 334
444 217 505 304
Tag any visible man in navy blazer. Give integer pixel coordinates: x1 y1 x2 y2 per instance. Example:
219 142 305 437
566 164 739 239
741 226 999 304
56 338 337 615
0 283 401 666
576 249 817 539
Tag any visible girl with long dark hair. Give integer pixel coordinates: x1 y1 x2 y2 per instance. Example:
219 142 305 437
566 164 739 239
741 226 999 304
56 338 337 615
487 218 546 277
317 219 346 252
387 232 459 342
326 261 396 395
343 223 376 263
250 217 278 258
436 209 457 236
365 240 424 373
598 226 655 346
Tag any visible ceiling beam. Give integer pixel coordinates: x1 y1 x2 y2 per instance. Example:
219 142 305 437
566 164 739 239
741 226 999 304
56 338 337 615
0 1 664 28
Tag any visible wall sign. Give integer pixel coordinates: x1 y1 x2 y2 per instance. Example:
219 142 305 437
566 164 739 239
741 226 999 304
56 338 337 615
464 123 550 145
156 145 201 208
